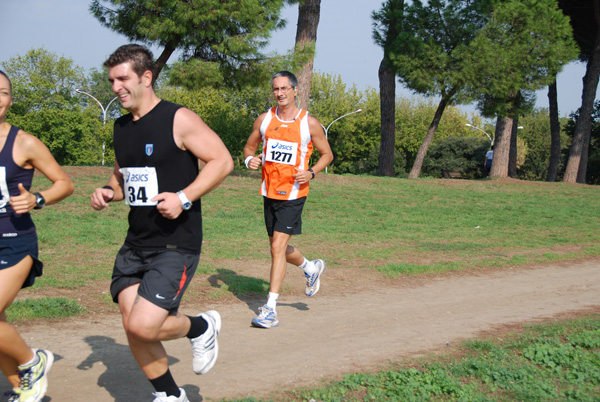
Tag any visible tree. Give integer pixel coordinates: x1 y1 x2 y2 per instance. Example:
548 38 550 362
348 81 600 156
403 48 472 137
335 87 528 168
90 0 288 86
1 49 109 165
308 73 376 174
546 81 561 181
466 0 578 178
1 48 86 113
560 0 600 183
376 0 494 179
289 0 321 110
372 0 405 177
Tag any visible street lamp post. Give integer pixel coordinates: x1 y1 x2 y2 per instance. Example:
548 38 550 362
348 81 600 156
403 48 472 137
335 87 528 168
466 123 523 147
76 89 118 166
465 123 493 145
321 109 363 173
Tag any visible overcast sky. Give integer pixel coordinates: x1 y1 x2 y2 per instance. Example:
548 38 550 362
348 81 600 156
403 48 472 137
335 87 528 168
1 0 591 119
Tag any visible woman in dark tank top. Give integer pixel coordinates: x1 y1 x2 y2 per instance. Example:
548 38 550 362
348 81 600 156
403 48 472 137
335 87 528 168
0 70 74 402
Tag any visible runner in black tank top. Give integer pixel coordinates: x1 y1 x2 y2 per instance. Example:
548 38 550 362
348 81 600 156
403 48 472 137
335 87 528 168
90 45 233 402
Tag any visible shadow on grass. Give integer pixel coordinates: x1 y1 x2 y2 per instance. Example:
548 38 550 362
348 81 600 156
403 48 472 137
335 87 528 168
208 269 308 313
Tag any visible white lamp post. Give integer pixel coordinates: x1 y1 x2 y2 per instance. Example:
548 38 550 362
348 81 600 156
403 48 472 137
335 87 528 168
76 89 118 166
321 109 363 173
465 123 493 145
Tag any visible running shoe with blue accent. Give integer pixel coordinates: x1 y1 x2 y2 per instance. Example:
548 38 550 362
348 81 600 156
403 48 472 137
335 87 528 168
4 388 19 402
190 310 221 374
305 259 326 296
18 349 53 402
251 305 279 328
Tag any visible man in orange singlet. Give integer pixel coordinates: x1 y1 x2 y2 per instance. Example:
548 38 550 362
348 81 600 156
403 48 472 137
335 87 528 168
243 71 333 329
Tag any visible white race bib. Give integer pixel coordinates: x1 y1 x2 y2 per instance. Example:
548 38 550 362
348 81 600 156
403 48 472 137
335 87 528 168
265 139 298 166
120 167 159 206
0 167 9 209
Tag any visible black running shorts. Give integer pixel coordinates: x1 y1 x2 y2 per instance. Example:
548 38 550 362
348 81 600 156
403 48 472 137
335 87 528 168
110 245 199 312
263 196 306 237
0 232 43 289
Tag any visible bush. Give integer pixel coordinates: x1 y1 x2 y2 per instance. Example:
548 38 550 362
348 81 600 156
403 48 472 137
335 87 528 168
422 136 490 179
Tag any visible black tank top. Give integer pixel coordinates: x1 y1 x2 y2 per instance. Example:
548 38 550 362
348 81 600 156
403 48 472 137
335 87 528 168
0 125 36 237
113 100 203 252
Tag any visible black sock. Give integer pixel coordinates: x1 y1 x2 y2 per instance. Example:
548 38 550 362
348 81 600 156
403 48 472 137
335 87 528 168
149 369 180 397
186 315 209 339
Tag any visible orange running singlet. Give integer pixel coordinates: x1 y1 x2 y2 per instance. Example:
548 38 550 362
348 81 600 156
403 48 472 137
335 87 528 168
259 107 313 200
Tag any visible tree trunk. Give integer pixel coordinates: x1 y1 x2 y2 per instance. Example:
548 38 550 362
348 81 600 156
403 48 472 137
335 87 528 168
508 115 519 177
378 59 396 176
408 97 449 179
490 115 513 178
546 80 561 182
563 25 600 183
294 0 321 110
152 40 178 85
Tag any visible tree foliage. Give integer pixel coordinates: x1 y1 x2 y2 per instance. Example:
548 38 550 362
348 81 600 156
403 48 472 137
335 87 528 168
516 108 571 181
1 48 86 113
422 136 489 179
90 0 291 87
467 0 578 116
1 49 109 165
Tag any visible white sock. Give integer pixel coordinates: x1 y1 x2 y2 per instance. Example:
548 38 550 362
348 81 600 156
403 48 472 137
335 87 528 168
299 258 317 276
266 292 278 310
20 350 38 368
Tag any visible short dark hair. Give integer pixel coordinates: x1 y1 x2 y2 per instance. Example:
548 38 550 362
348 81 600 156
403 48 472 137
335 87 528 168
0 70 12 93
104 44 155 78
271 71 298 88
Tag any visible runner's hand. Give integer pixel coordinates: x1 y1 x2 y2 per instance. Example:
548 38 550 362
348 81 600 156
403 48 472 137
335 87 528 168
9 183 36 214
248 154 262 170
91 187 114 210
153 192 183 220
293 168 311 184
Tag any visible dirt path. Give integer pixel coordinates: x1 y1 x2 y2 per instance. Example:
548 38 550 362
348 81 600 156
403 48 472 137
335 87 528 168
4 259 600 402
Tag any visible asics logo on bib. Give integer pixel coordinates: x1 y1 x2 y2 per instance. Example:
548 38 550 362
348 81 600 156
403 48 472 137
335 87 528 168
125 172 149 182
270 142 294 151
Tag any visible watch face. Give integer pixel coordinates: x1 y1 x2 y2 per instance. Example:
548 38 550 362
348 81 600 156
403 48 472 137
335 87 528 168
34 193 46 209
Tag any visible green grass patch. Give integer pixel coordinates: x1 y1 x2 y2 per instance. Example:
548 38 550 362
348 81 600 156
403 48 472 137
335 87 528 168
22 167 600 309
6 297 85 322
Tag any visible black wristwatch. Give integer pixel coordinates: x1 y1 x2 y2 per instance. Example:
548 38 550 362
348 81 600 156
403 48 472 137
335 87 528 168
308 168 315 180
33 192 46 210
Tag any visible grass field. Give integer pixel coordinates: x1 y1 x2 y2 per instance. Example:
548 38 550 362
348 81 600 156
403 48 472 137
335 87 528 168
8 166 600 401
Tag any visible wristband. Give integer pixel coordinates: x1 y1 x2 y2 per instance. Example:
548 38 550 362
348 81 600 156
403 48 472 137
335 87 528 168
244 155 254 169
308 168 315 180
102 185 114 202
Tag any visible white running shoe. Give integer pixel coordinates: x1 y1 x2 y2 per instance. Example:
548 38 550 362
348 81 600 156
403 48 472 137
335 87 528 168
251 305 279 328
305 259 326 296
190 310 221 374
152 388 189 402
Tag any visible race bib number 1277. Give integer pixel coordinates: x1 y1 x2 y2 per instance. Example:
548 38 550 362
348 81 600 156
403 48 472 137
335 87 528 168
120 167 159 206
265 139 298 166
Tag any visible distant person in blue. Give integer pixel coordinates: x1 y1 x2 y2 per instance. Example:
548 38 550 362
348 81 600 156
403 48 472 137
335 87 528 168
0 70 74 402
484 145 494 175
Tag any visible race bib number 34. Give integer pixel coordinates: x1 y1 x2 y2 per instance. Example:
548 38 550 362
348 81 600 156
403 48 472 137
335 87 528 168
265 139 298 166
120 167 159 206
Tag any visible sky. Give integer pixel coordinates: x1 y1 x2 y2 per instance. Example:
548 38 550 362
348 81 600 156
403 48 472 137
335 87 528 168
0 0 592 120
